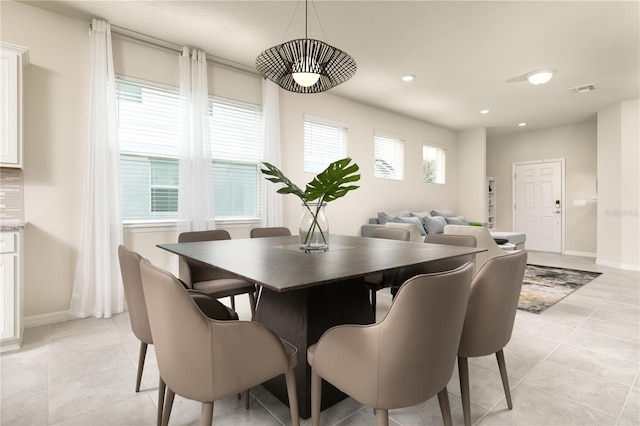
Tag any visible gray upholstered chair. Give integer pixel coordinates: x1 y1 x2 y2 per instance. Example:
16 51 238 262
365 227 411 315
139 258 300 426
178 230 257 318
458 250 528 426
250 226 292 238
443 225 506 273
390 233 477 297
308 262 474 426
117 245 237 426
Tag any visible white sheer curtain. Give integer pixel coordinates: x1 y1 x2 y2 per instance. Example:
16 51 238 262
177 47 214 235
261 79 283 226
69 19 123 319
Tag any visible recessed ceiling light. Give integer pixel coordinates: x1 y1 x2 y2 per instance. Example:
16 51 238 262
525 69 555 85
518 122 527 127
401 74 415 82
480 109 490 114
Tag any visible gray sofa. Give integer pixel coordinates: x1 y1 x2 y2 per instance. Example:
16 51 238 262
361 210 526 250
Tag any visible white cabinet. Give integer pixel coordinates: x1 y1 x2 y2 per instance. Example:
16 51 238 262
0 230 23 352
1 43 29 168
487 177 496 229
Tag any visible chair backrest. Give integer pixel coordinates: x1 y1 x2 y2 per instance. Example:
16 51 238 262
458 250 527 358
178 230 234 285
117 245 153 345
371 227 411 241
424 233 476 247
139 258 291 401
250 227 292 238
443 225 506 272
384 222 424 242
377 263 473 408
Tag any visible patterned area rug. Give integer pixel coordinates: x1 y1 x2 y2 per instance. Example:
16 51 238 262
518 264 602 314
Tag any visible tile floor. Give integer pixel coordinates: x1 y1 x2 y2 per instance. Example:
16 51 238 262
1 252 639 425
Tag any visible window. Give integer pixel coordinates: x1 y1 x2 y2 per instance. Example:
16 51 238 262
374 132 404 180
116 78 262 223
422 145 446 184
304 116 347 173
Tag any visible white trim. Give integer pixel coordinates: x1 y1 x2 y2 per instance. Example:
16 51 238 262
564 250 597 258
0 338 22 353
512 158 566 253
596 258 640 271
24 311 73 328
303 114 349 130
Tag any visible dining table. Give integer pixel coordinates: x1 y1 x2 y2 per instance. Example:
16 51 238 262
158 234 484 419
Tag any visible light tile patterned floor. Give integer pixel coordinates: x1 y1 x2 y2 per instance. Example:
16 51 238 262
1 252 638 425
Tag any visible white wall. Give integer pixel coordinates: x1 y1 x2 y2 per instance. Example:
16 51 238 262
597 99 640 270
455 128 487 222
4 1 459 318
487 121 598 255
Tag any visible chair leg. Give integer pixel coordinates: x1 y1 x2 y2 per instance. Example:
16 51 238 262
285 369 300 426
374 408 389 426
371 288 377 317
496 349 513 409
136 342 148 392
244 389 250 409
201 402 214 426
248 291 257 320
157 377 166 426
458 356 471 426
437 387 453 426
161 388 175 426
311 368 321 426
230 295 236 311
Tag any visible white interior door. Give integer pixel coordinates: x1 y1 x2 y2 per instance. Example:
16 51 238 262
514 161 563 252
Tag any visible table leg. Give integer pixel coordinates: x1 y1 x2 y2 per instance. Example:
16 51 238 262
254 277 374 419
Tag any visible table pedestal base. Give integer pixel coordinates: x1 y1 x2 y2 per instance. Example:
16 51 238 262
254 277 375 419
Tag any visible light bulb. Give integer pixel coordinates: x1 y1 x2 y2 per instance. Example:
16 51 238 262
526 69 555 85
292 56 320 87
293 72 320 87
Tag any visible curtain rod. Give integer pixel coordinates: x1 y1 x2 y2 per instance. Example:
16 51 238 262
90 22 261 77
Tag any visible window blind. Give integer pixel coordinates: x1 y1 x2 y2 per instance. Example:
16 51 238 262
304 117 347 173
116 78 262 222
423 145 446 184
374 133 404 180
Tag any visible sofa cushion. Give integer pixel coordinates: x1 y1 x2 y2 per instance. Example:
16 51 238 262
393 216 427 236
422 215 447 234
377 211 411 224
444 216 469 226
430 209 455 218
410 211 432 219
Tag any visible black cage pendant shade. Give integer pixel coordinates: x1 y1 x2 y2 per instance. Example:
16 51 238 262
256 0 356 94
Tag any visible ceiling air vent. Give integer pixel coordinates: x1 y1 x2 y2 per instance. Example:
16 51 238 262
568 84 596 94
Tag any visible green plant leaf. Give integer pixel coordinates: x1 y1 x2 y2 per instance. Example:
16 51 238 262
260 162 307 201
260 158 361 206
304 158 360 203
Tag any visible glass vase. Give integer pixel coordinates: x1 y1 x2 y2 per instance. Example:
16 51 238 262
299 202 329 252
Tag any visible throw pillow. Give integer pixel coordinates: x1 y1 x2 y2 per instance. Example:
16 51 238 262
430 209 455 218
422 215 447 234
377 211 411 224
393 216 427 236
411 211 432 218
444 216 469 226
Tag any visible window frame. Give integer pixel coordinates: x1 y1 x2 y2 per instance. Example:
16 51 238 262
116 76 263 229
303 114 348 174
422 144 446 184
373 131 405 181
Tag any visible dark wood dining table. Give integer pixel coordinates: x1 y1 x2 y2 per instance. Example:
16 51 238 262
158 234 484 419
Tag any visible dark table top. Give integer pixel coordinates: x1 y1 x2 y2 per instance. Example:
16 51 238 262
158 234 484 292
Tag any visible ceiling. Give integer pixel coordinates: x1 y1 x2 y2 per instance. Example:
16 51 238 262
21 0 640 136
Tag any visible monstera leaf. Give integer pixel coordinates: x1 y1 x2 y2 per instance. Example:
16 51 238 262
261 158 360 204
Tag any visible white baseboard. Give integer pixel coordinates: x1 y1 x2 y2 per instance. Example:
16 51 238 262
24 311 74 328
564 250 597 258
596 258 640 271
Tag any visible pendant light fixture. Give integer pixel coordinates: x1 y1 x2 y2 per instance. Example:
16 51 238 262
256 0 357 94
